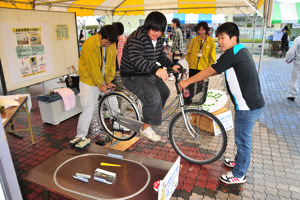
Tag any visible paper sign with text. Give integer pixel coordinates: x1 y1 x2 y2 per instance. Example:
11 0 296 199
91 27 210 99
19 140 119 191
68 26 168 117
158 156 180 200
213 110 233 135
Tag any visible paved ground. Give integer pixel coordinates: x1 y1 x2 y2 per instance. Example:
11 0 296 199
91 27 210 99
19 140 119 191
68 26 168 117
4 53 300 199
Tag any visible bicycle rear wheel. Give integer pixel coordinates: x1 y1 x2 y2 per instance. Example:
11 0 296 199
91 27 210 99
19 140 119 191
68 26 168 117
169 109 227 165
98 93 140 141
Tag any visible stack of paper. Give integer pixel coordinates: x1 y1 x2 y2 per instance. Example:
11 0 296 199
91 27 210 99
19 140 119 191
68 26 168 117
0 96 20 109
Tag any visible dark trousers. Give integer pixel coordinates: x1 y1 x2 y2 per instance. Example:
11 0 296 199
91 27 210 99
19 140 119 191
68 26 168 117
121 75 170 125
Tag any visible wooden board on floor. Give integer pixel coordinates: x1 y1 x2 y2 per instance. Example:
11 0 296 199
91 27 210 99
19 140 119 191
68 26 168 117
104 131 140 151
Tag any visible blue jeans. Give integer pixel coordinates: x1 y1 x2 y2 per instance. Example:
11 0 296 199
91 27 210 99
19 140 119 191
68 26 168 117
121 75 170 125
232 107 263 178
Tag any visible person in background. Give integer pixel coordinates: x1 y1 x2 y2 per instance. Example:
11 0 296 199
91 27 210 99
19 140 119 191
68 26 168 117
79 30 84 43
120 11 180 142
170 18 183 64
112 22 126 70
165 32 169 46
286 36 300 101
185 21 216 104
88 29 94 37
75 25 118 140
94 28 98 35
284 26 291 39
179 22 265 185
281 27 289 55
161 32 168 46
186 30 190 40
112 22 126 91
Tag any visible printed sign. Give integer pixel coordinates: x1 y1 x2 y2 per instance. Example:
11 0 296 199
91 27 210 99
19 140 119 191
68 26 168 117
158 157 180 200
213 110 233 136
0 22 54 84
273 30 283 41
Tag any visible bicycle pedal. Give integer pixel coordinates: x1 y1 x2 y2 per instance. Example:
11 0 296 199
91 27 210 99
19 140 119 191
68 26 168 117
75 139 91 148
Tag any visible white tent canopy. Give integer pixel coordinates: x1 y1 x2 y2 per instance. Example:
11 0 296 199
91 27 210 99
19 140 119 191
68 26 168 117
165 13 225 25
76 16 100 27
271 2 300 24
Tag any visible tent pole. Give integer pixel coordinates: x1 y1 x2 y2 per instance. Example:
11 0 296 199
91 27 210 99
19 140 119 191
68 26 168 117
242 0 263 17
258 0 271 77
251 13 257 56
84 21 86 40
237 7 256 55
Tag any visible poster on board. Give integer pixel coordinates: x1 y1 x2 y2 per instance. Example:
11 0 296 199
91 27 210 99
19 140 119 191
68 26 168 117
0 22 54 84
55 24 69 40
273 30 283 41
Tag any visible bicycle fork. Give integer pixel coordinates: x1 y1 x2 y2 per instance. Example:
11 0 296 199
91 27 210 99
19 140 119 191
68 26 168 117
178 95 199 140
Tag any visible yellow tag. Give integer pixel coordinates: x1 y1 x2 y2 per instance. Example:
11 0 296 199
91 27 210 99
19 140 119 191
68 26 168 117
100 162 121 167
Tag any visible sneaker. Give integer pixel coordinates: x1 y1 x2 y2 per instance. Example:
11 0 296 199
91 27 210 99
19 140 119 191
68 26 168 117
287 96 295 101
140 127 161 142
220 171 246 184
70 137 85 145
113 122 130 131
223 158 236 168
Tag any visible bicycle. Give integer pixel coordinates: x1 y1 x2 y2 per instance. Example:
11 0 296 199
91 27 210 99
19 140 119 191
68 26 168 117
98 68 227 165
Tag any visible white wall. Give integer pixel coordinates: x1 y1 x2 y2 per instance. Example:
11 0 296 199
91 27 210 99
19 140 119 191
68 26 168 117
104 15 147 36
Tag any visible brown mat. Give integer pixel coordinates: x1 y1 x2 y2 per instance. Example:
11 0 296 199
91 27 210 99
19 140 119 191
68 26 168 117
21 144 173 200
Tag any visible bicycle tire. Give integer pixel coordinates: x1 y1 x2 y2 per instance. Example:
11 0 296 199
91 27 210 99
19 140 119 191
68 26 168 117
169 109 227 165
98 92 140 141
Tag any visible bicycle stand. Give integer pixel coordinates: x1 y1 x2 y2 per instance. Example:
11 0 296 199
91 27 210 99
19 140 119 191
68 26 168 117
108 116 143 147
109 140 120 147
117 116 143 133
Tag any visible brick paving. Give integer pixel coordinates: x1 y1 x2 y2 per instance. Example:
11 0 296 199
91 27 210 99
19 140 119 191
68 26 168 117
4 55 300 200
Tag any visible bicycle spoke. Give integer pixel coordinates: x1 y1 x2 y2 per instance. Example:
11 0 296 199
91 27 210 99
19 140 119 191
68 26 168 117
99 93 140 141
169 109 227 165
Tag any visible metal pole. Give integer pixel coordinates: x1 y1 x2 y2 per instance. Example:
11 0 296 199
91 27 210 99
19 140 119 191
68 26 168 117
258 0 271 77
84 20 86 40
251 14 257 56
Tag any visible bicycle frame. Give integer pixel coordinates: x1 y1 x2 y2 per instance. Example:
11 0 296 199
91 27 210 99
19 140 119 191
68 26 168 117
173 71 200 140
99 68 201 139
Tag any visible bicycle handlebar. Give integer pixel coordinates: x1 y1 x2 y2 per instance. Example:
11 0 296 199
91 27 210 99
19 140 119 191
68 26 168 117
167 63 186 82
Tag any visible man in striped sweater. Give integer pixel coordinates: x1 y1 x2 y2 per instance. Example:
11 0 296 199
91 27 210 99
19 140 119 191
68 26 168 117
120 11 180 142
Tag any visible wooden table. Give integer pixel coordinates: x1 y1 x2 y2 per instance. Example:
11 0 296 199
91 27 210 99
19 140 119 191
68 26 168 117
22 144 174 200
1 96 34 144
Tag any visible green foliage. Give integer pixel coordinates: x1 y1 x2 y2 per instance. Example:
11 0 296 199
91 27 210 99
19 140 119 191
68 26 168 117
86 26 98 30
247 23 252 27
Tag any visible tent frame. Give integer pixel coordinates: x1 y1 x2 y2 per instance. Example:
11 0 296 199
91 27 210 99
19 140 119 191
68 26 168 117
1 0 267 76
0 0 262 16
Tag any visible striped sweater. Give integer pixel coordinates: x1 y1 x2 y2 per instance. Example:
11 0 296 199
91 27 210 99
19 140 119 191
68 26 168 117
120 26 174 77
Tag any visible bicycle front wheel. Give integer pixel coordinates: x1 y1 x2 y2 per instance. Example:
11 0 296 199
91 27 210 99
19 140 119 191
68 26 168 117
98 93 140 141
169 109 227 165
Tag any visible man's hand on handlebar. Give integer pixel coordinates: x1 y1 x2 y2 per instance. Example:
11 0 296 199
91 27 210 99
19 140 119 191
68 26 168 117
156 68 169 81
172 65 181 73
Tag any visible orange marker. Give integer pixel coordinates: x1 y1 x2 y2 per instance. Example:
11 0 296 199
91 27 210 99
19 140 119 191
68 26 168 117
71 65 78 76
